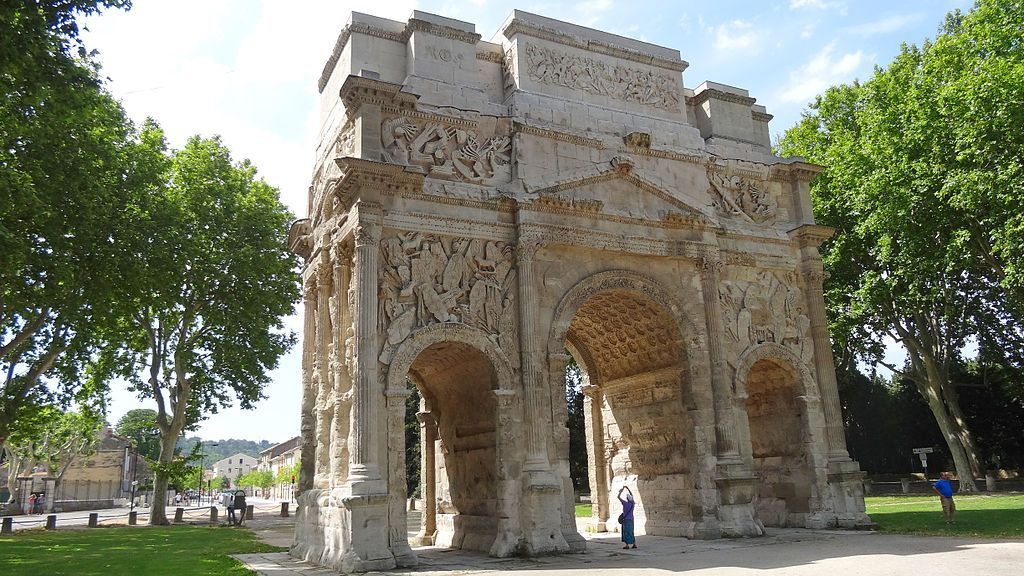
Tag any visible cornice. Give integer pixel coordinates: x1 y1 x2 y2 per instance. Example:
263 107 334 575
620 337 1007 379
319 22 406 92
502 19 688 73
405 18 481 45
686 89 757 108
788 224 835 248
339 75 418 115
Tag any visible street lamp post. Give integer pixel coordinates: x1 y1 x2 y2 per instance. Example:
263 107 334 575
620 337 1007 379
197 442 218 506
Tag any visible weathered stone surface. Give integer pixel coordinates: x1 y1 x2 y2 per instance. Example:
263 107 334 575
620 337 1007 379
290 8 871 572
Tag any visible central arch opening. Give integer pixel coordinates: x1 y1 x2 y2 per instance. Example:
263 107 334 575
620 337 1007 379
408 340 499 552
562 288 696 537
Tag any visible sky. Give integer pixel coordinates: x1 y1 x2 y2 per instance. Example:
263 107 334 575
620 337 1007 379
80 0 974 443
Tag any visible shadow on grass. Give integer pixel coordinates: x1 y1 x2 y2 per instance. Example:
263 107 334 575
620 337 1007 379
872 508 1024 538
0 525 285 576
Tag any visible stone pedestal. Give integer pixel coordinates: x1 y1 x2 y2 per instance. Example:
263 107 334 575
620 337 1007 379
715 464 764 537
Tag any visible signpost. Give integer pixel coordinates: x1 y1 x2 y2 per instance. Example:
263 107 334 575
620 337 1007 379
913 447 934 470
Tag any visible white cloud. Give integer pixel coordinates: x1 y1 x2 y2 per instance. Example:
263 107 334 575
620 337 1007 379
572 0 613 26
778 41 868 104
711 19 761 53
843 13 925 37
789 0 845 9
800 24 815 38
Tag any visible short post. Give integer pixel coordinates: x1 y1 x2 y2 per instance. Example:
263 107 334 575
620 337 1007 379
280 502 289 517
88 513 98 528
408 497 416 511
128 511 138 526
1 517 12 534
862 479 872 495
174 507 184 522
986 474 997 492
209 506 218 522
900 478 910 494
46 515 57 530
245 504 254 520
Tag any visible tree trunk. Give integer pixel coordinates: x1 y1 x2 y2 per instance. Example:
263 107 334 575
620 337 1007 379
941 382 984 477
148 434 179 525
918 380 978 491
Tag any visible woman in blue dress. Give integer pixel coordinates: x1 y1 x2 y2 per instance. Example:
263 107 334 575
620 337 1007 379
618 485 637 549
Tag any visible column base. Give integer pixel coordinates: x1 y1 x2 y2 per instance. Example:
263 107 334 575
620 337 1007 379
520 474 569 555
715 463 765 538
291 488 403 574
827 459 875 529
412 530 436 546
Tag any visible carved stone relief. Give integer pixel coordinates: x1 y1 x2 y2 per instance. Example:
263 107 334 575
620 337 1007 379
380 116 512 184
707 171 777 223
522 43 680 112
378 232 517 363
718 270 812 366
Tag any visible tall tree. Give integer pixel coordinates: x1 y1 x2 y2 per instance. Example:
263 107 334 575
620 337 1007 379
95 136 300 524
1 0 163 446
779 0 1024 490
114 408 161 461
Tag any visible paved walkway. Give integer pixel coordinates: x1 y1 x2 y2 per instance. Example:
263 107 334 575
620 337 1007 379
235 514 1024 575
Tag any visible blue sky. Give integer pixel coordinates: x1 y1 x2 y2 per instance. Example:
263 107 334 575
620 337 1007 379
80 0 973 442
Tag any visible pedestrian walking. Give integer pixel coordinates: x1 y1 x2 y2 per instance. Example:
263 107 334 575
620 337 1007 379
233 490 247 526
617 485 637 549
225 491 236 525
932 471 956 524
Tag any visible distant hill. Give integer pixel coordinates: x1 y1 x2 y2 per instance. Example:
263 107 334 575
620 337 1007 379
178 437 275 464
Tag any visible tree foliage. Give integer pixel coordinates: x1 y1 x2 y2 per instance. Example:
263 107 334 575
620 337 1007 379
93 135 300 523
0 0 160 446
2 407 102 512
114 408 161 461
779 0 1024 489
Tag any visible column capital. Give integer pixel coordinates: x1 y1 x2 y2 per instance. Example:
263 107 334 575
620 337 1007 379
332 240 353 267
353 223 380 247
515 234 546 264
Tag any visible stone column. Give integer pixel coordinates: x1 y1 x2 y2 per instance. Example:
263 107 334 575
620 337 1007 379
516 235 550 472
801 262 849 460
349 213 384 489
298 277 318 495
582 384 608 532
385 387 415 566
699 254 740 461
515 232 569 555
413 411 437 546
330 242 353 487
315 250 334 488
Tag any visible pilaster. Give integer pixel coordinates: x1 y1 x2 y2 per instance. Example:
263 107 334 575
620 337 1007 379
413 411 438 546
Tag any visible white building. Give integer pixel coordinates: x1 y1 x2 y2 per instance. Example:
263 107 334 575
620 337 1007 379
257 436 301 500
211 453 257 483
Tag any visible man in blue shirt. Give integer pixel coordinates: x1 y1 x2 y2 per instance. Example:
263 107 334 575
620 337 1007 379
932 471 956 524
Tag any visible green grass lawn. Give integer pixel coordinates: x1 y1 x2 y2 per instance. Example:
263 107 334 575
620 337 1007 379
575 495 1023 538
0 525 285 576
865 494 1024 538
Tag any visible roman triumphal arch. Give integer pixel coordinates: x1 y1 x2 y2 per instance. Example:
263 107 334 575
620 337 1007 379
288 9 872 573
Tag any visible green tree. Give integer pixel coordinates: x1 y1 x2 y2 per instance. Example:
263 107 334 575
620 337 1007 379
94 136 300 524
1 0 163 447
114 408 161 461
2 407 102 513
778 0 1024 490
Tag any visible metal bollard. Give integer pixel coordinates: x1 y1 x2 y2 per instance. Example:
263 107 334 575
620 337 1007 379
174 507 184 522
900 478 910 494
209 506 218 522
88 513 98 528
1 517 12 534
280 502 289 517
245 504 254 520
128 511 137 526
46 515 57 530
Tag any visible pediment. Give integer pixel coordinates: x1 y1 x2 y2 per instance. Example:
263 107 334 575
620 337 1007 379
522 156 714 226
